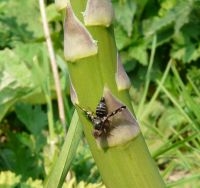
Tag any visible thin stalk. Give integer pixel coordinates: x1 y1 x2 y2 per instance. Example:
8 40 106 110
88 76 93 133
166 174 200 187
156 80 197 131
63 94 72 126
45 83 56 140
39 0 66 134
171 64 200 121
152 132 198 158
137 35 157 117
140 59 172 120
187 75 200 98
32 57 55 139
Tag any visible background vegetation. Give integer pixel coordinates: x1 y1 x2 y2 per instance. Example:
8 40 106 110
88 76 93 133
0 0 200 187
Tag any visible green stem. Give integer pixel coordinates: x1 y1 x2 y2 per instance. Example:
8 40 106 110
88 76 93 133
65 1 165 187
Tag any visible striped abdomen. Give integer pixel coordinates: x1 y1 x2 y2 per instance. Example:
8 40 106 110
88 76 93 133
96 97 108 117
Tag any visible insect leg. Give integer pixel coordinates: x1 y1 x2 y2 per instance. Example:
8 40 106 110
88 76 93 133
105 106 126 120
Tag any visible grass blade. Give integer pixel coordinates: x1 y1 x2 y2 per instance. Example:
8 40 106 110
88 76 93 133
44 110 83 188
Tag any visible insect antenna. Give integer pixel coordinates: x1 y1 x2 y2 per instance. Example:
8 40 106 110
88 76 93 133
75 104 94 120
76 104 86 112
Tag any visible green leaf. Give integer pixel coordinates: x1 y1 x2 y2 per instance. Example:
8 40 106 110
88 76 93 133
114 25 132 50
173 1 191 33
21 178 43 188
0 49 34 97
1 131 45 180
171 24 200 63
143 0 192 37
171 41 198 63
114 0 137 36
15 103 47 135
0 42 56 121
128 43 148 65
0 0 43 41
0 171 20 187
14 43 49 67
46 3 62 22
143 15 173 37
0 49 33 121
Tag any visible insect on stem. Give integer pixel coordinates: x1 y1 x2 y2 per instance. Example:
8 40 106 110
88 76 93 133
75 98 126 138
